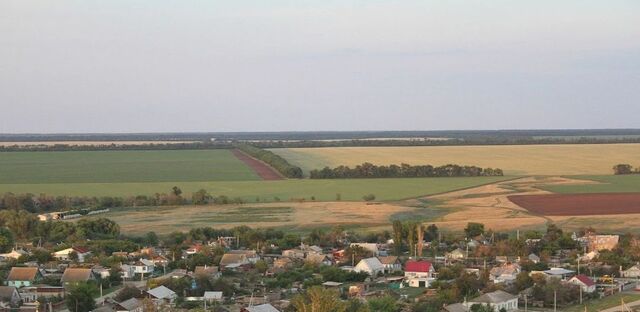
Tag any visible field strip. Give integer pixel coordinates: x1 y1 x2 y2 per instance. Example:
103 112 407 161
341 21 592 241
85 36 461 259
231 149 284 180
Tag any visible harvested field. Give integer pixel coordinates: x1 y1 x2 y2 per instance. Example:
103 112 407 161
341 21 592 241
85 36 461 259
231 149 283 180
508 193 640 216
272 144 640 175
93 201 415 235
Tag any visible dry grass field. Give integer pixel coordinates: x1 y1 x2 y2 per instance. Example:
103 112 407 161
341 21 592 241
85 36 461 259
99 201 414 235
92 174 640 236
272 144 640 175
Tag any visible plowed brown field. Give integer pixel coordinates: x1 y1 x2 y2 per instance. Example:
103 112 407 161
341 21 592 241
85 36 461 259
232 149 283 180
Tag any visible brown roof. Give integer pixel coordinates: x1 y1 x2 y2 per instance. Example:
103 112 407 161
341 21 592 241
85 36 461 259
194 266 218 275
0 286 18 299
219 254 247 265
61 268 93 283
7 267 40 281
377 256 399 265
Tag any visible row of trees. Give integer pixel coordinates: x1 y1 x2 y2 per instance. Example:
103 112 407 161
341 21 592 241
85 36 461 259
310 163 503 179
233 143 303 178
0 141 232 152
0 188 249 213
613 164 640 175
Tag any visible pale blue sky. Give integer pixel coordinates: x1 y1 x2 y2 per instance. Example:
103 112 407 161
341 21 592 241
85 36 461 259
1 1 639 133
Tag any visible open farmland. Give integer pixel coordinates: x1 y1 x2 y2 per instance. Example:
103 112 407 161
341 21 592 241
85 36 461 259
271 143 640 175
509 193 640 216
0 149 260 183
539 174 640 193
0 176 511 201
92 202 415 235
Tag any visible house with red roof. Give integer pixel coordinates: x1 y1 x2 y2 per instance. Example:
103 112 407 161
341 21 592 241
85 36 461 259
404 260 435 288
568 274 596 293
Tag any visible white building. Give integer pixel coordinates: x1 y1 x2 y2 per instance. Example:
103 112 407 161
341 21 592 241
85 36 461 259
53 247 92 263
404 260 435 288
466 290 518 311
354 257 384 276
568 275 596 293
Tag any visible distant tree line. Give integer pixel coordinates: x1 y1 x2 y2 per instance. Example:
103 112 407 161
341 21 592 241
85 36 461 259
309 162 503 179
0 141 232 152
233 143 303 178
253 136 640 148
0 188 250 213
613 164 640 175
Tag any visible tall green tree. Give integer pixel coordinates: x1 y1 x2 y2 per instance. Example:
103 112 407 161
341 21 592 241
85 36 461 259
65 282 98 312
291 286 345 312
392 220 403 256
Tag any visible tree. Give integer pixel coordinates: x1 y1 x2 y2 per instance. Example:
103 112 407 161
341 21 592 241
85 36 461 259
115 285 142 302
192 189 210 205
291 286 346 312
425 224 439 241
144 231 159 246
392 220 403 256
613 164 633 175
515 271 533 291
470 304 493 312
0 227 14 253
255 260 268 274
362 194 376 201
65 282 98 312
172 186 183 197
368 296 397 312
464 222 485 238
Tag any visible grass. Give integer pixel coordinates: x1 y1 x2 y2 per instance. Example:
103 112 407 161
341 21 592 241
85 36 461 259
0 176 511 201
561 292 640 311
0 149 260 183
271 144 640 176
541 175 640 193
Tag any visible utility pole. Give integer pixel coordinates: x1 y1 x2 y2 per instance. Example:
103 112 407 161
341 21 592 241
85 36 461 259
524 295 527 312
554 290 557 312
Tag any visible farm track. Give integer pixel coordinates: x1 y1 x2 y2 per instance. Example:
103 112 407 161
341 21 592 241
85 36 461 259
231 149 284 181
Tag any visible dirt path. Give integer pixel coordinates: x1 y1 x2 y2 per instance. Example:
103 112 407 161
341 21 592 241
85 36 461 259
232 149 284 180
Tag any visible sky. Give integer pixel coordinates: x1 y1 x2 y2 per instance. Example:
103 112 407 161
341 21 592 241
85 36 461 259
1 1 639 133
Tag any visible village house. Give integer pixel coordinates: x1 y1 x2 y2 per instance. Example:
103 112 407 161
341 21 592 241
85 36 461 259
543 267 575 280
273 258 293 271
466 290 519 311
583 234 619 252
5 267 43 288
203 291 223 303
282 249 305 259
227 250 260 263
354 257 385 276
92 266 111 279
115 297 143 312
241 303 281 312
528 253 540 263
569 274 596 293
219 254 250 271
445 248 466 261
147 285 177 304
350 243 381 257
18 285 65 304
194 265 220 278
184 244 203 256
377 256 401 273
0 286 21 308
622 264 640 278
0 249 29 260
53 247 92 263
131 259 155 275
489 263 521 283
304 254 332 266
61 268 95 286
404 260 435 288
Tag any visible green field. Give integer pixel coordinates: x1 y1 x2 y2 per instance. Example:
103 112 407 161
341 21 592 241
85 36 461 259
541 175 640 193
0 176 512 201
0 150 259 183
